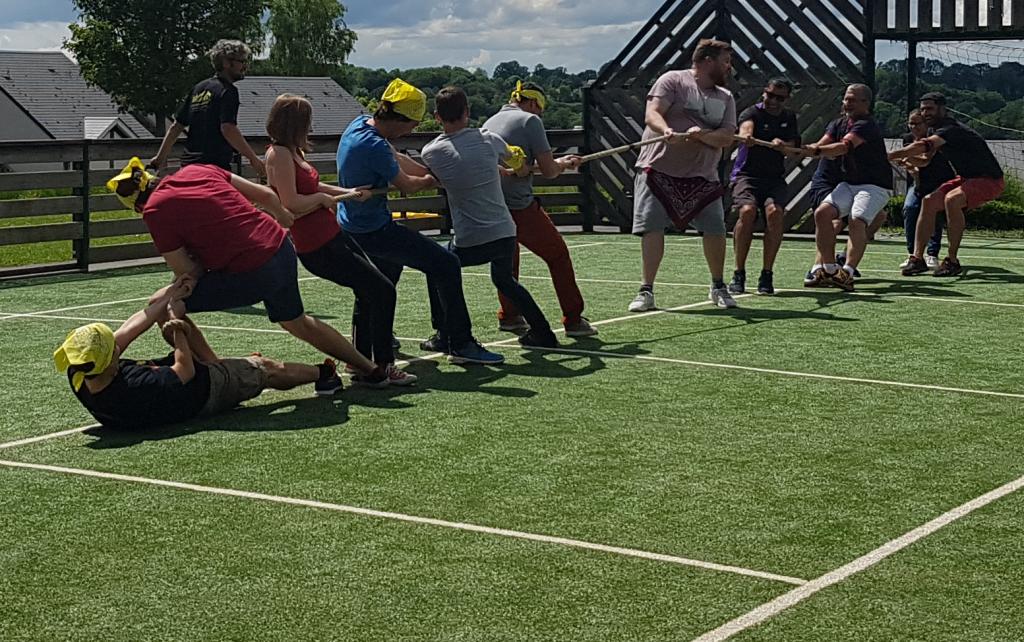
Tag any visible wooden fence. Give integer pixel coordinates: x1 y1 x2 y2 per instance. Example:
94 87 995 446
0 130 586 277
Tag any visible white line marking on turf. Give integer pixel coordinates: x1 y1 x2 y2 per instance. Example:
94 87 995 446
497 345 1024 400
894 296 1024 309
693 472 1024 641
0 425 98 450
0 458 807 586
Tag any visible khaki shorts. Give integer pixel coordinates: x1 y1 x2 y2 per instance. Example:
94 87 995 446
201 357 269 415
632 170 726 236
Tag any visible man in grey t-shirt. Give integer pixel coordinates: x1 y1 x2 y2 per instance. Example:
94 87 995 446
422 87 557 349
481 82 596 339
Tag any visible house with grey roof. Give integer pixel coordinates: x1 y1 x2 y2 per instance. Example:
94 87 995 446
0 50 152 142
232 75 365 137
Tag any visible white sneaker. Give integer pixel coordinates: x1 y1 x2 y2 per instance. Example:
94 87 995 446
899 257 912 270
628 290 656 312
710 287 738 309
925 255 939 269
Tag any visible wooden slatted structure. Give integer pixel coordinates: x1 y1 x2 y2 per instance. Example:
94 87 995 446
0 131 585 277
583 0 871 232
874 0 1024 39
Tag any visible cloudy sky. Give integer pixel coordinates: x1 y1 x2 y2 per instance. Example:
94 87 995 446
0 0 674 72
0 0 976 73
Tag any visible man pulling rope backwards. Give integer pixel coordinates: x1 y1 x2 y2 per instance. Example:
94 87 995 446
888 92 1005 277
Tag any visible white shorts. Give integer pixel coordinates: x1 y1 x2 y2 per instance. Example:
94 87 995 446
822 182 891 224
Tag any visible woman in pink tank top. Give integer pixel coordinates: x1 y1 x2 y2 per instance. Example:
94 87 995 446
265 94 415 387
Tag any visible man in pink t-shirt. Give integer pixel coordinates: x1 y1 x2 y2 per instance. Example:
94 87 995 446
629 39 739 312
109 161 385 387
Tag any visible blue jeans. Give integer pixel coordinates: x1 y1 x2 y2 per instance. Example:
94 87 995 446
903 186 943 256
349 221 472 346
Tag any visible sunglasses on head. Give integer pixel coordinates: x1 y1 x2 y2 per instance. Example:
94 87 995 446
764 91 788 101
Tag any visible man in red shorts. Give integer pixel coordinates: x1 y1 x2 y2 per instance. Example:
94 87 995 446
888 92 1005 276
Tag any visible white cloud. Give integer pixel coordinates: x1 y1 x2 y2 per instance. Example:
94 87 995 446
0 21 71 52
466 49 491 70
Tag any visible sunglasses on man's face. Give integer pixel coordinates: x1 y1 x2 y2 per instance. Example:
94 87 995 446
764 91 788 102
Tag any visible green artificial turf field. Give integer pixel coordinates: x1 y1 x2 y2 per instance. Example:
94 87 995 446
1 232 1022 641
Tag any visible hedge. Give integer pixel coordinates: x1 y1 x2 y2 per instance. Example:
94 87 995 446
885 195 1024 230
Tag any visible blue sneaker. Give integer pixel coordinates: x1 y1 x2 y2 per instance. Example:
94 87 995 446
449 340 505 365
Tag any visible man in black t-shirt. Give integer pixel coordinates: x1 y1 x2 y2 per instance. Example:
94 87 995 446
54 284 342 431
897 110 955 270
801 84 893 292
728 78 800 295
150 39 265 175
889 92 1005 276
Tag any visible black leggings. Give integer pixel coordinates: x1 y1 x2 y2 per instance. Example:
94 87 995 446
443 236 551 334
298 231 397 365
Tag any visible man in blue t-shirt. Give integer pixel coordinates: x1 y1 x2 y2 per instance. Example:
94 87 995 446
335 78 503 365
801 84 893 292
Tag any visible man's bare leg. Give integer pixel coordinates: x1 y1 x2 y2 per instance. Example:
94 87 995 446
914 192 945 258
732 204 757 272
641 231 665 286
941 189 968 260
815 204 840 266
763 204 784 270
703 233 726 283
256 357 322 390
279 314 378 375
845 217 869 268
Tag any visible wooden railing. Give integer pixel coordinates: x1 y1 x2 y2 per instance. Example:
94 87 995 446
0 130 588 277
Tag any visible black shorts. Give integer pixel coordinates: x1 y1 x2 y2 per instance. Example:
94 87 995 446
809 182 836 210
731 176 787 213
186 240 305 323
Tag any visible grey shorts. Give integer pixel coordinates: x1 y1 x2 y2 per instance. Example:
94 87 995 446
632 170 726 236
201 357 269 415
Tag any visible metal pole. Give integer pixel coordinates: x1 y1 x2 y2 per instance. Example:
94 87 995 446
906 39 918 113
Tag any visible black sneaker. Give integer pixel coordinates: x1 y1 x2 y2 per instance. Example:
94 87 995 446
728 269 746 294
933 257 962 277
756 270 774 295
314 359 343 396
419 333 448 353
391 335 401 351
518 328 559 349
836 252 847 266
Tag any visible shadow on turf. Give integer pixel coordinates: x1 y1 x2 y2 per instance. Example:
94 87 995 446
83 395 356 449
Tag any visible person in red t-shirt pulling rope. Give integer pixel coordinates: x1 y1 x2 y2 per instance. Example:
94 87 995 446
108 158 389 387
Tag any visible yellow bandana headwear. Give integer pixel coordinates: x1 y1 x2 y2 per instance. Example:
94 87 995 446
381 78 427 122
54 323 116 392
510 81 547 111
106 157 155 210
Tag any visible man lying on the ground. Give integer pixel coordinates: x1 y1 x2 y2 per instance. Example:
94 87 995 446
54 283 342 431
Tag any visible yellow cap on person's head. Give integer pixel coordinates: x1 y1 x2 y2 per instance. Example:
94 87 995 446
381 78 427 122
106 157 156 210
54 323 116 391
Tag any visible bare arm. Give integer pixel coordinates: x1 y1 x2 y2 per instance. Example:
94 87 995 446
229 173 295 227
534 150 582 179
265 146 335 217
888 135 945 161
221 123 266 176
112 282 186 353
167 323 196 384
150 121 186 170
692 126 737 149
161 248 203 282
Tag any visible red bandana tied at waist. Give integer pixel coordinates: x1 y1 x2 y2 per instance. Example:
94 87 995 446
644 168 725 230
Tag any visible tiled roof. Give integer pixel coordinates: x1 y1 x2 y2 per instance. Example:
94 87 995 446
0 50 152 139
233 76 365 137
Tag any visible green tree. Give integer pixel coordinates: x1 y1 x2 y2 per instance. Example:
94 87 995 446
66 0 264 134
263 0 357 76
